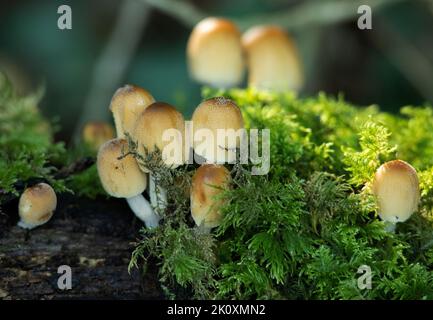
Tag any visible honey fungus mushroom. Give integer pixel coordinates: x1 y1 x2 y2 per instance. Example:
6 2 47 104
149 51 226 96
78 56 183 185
242 25 304 91
18 183 57 230
191 164 231 233
97 138 159 228
191 97 245 164
372 160 420 230
187 17 245 88
82 121 115 152
110 84 155 138
132 102 185 212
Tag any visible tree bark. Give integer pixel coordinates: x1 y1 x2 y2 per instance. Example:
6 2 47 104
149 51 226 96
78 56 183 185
0 195 163 300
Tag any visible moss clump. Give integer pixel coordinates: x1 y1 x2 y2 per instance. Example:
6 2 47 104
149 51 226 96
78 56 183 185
0 72 112 206
130 87 433 300
0 73 67 202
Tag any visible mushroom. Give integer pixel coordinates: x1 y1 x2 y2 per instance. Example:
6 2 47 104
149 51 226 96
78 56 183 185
372 160 420 231
191 97 244 164
18 183 57 230
97 138 159 228
132 102 185 212
242 25 304 92
191 164 231 233
110 84 155 138
82 121 115 152
187 17 245 88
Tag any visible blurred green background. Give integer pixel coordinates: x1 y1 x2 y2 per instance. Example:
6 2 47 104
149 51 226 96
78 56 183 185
1 0 432 143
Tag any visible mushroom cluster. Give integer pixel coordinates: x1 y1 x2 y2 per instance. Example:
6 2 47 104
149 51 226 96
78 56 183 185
93 83 241 232
187 17 304 92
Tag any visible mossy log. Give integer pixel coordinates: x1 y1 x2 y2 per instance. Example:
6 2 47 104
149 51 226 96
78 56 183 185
0 195 163 300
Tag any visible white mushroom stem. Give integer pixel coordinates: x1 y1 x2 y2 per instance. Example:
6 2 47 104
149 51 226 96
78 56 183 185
196 223 212 235
126 194 159 228
149 173 167 213
17 220 39 230
383 221 397 233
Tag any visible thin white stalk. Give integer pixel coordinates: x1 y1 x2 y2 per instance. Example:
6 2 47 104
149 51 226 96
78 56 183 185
17 220 38 230
17 214 53 230
384 221 397 233
126 194 159 228
196 222 211 235
149 173 157 208
149 173 167 213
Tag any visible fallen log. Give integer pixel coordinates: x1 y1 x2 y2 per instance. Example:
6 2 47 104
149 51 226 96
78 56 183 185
0 195 163 300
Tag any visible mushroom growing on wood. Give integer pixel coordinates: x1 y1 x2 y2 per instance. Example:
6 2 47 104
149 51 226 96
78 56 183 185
110 84 155 138
132 102 185 212
18 183 57 230
191 97 244 164
97 138 158 228
82 121 115 152
242 25 304 91
187 17 245 88
191 164 231 233
372 160 420 231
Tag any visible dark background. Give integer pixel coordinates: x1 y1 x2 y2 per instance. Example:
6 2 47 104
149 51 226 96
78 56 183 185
1 0 432 143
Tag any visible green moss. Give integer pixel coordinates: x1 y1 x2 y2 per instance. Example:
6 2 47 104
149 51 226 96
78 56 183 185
128 87 433 300
0 73 67 201
6 70 433 299
66 164 106 199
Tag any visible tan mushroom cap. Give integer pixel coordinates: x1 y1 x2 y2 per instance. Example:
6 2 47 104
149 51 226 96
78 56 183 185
187 17 245 87
191 97 244 163
19 183 57 227
372 160 420 223
242 25 304 91
110 84 155 138
82 121 115 152
97 138 147 198
191 164 231 229
132 102 185 170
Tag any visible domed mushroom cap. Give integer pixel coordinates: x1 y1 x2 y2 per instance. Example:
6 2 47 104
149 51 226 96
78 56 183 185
110 84 155 138
97 138 147 198
191 164 231 229
133 102 185 170
187 17 245 87
191 97 244 163
242 25 304 91
372 160 420 223
82 121 115 151
18 183 57 229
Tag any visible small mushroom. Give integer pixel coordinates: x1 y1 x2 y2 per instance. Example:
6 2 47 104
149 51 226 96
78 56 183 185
82 121 115 152
97 138 158 228
132 102 185 212
18 183 57 230
110 84 155 138
191 164 231 233
191 97 244 164
242 25 304 91
372 160 420 231
187 17 245 88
